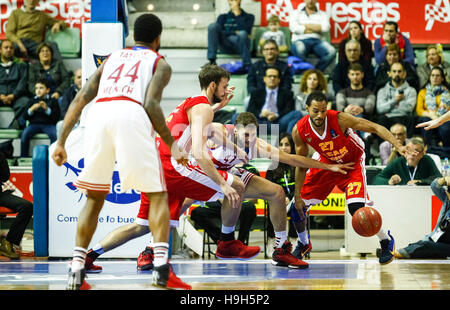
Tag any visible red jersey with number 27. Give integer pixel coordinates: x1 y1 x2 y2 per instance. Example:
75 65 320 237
296 110 365 164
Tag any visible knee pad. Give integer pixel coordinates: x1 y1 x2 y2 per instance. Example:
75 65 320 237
348 202 365 216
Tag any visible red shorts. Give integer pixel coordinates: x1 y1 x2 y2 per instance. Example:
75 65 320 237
136 155 235 226
300 155 370 207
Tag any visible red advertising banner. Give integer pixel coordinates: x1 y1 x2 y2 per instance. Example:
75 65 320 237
261 0 450 44
0 0 91 39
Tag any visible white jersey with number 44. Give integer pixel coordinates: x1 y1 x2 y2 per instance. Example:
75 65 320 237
96 47 162 105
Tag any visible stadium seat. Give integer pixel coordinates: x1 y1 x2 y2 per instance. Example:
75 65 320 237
0 107 15 129
225 76 247 113
45 27 81 58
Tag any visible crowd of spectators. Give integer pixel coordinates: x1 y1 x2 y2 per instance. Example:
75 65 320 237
0 0 79 159
207 0 449 166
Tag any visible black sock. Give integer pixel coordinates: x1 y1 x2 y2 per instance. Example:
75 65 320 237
87 249 100 260
220 232 235 242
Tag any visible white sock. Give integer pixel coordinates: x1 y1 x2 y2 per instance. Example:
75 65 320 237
92 243 104 255
297 230 309 245
274 231 287 248
153 242 169 267
221 225 235 234
376 228 389 241
71 247 87 272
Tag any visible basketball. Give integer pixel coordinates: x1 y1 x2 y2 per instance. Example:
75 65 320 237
352 207 382 237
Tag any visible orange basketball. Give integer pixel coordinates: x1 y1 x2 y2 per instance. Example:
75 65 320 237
352 207 382 237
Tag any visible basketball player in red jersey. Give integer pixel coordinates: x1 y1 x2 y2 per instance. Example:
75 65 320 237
51 14 189 290
291 91 415 265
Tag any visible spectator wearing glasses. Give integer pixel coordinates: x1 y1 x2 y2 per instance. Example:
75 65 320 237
379 123 408 166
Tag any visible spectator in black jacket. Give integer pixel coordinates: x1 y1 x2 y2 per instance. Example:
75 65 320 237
247 67 300 134
0 151 33 259
0 39 29 129
247 39 292 94
21 78 60 157
332 39 375 94
206 0 254 68
375 44 419 92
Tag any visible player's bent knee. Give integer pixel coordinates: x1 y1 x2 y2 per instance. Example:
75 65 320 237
348 202 365 216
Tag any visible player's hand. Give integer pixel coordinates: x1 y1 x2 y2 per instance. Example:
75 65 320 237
388 174 402 185
294 196 307 217
171 144 189 166
52 144 67 166
235 146 249 164
416 118 440 131
221 184 241 209
214 86 235 112
328 162 354 174
397 144 418 157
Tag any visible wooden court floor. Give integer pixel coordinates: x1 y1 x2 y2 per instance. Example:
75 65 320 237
0 255 449 291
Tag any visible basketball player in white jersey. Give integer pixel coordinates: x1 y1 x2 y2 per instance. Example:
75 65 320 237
51 14 189 290
82 112 353 270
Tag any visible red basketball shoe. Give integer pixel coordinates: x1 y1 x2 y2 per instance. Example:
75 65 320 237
137 246 154 270
272 241 309 269
215 239 260 260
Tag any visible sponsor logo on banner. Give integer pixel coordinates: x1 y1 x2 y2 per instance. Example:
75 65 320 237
0 0 91 39
260 0 450 44
63 159 141 204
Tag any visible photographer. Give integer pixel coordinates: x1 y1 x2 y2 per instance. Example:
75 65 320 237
395 176 450 259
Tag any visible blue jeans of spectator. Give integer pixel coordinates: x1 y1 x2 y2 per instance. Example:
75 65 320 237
291 38 336 71
21 123 57 157
207 23 252 66
418 116 450 147
398 238 450 259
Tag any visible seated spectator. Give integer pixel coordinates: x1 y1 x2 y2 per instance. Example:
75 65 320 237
265 133 298 256
5 0 66 61
0 151 33 259
190 163 259 245
58 68 81 120
332 39 375 94
374 21 415 67
373 137 441 186
395 176 450 259
336 62 375 119
417 44 450 90
295 68 333 115
416 66 450 148
247 39 292 95
206 0 254 69
21 78 60 157
338 20 373 64
28 42 71 101
375 44 419 92
246 67 300 134
0 39 29 129
289 0 336 72
258 15 288 54
376 62 417 132
56 68 81 137
379 123 408 166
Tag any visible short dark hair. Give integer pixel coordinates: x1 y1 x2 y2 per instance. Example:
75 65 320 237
305 90 327 107
347 62 364 73
384 21 399 32
265 66 280 77
35 77 51 89
198 64 230 90
263 38 278 49
0 39 12 48
235 112 258 127
134 14 162 43
37 42 53 58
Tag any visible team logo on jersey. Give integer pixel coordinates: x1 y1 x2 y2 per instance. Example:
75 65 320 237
62 159 140 204
93 54 110 68
330 129 339 139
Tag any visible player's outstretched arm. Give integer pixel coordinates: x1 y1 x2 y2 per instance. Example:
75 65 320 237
416 110 450 130
209 123 248 164
52 62 104 166
255 134 353 174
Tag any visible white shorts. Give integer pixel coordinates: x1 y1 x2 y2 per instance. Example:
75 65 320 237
74 100 166 194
